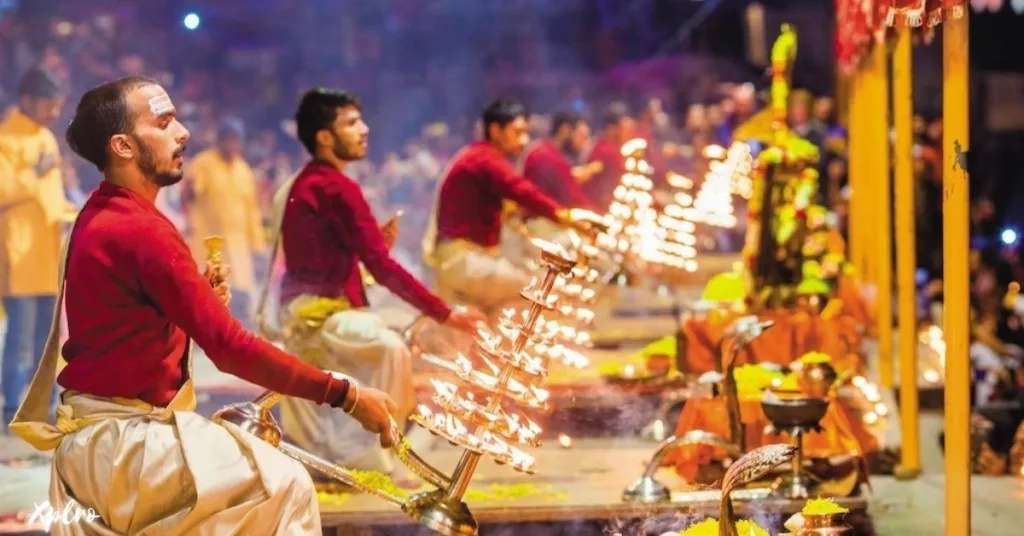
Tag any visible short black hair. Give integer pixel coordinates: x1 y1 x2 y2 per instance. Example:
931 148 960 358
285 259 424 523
601 102 632 130
295 88 361 155
550 111 582 137
481 99 527 141
65 76 158 171
17 66 66 98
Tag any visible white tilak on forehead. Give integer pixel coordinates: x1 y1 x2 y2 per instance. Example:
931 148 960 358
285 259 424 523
148 94 174 115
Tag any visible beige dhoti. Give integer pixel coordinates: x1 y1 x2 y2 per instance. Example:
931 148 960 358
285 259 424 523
279 296 413 474
432 239 529 316
9 231 320 535
47 383 319 536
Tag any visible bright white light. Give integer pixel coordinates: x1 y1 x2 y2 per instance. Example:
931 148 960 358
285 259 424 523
183 13 201 30
1001 228 1018 246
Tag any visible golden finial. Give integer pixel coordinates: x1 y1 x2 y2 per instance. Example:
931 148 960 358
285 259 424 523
203 235 225 286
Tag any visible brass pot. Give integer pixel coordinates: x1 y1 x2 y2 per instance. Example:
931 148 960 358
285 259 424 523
798 361 838 398
798 513 852 535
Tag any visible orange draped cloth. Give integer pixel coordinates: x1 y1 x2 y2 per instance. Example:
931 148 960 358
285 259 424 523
664 395 878 482
676 307 865 375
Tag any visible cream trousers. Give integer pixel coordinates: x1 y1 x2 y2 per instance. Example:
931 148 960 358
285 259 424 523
279 298 413 474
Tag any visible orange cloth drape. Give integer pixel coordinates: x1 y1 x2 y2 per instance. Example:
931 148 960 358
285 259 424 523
677 308 866 375
665 396 879 482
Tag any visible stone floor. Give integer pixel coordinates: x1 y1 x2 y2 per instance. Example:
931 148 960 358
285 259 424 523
2 270 1023 535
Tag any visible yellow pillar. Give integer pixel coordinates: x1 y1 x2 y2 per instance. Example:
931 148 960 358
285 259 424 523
892 27 920 479
942 13 971 536
873 41 894 388
847 71 865 279
836 68 850 127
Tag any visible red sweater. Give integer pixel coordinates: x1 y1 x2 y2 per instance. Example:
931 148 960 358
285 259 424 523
582 138 625 212
58 182 349 407
281 160 450 321
521 140 592 215
436 141 561 248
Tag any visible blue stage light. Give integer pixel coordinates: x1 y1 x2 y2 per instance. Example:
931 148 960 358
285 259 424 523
183 13 201 31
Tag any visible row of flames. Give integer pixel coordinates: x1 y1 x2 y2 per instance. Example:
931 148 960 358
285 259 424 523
599 140 755 277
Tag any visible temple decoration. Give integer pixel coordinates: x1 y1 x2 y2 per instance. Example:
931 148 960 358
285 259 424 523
835 0 888 75
885 0 968 28
739 25 834 309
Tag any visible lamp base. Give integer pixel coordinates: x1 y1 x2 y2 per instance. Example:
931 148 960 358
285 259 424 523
404 489 478 536
622 476 671 503
771 471 819 500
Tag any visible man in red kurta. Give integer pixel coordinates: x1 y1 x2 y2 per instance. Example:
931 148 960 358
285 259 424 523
422 99 586 314
9 77 397 534
274 88 484 485
518 112 595 211
582 103 635 212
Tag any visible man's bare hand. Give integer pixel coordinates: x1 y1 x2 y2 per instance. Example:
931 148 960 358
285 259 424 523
347 386 398 448
571 161 604 183
380 211 403 250
444 307 488 335
204 262 232 305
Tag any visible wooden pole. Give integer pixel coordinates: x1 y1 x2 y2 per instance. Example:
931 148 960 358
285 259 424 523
892 27 920 479
871 40 895 389
942 12 971 536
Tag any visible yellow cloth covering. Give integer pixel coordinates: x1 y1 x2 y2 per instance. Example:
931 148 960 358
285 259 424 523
10 219 320 536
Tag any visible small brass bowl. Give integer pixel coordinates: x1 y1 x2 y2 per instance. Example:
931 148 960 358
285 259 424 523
798 361 838 398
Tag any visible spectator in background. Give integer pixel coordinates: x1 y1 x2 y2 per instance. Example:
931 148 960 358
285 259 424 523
184 118 267 328
0 66 69 427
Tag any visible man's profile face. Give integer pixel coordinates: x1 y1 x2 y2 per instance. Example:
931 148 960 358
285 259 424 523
123 84 190 186
326 105 369 161
569 121 591 154
614 117 636 145
490 115 529 158
21 95 65 126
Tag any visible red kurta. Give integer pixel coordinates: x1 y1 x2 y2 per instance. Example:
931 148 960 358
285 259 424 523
59 182 350 407
582 138 625 212
436 141 561 248
281 160 450 321
520 140 592 216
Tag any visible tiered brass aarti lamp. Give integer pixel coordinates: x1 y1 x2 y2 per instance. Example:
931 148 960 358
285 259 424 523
208 234 581 536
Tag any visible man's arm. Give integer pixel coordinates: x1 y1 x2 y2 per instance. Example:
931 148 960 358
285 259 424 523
133 223 350 406
535 149 593 210
329 179 452 322
480 154 563 222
